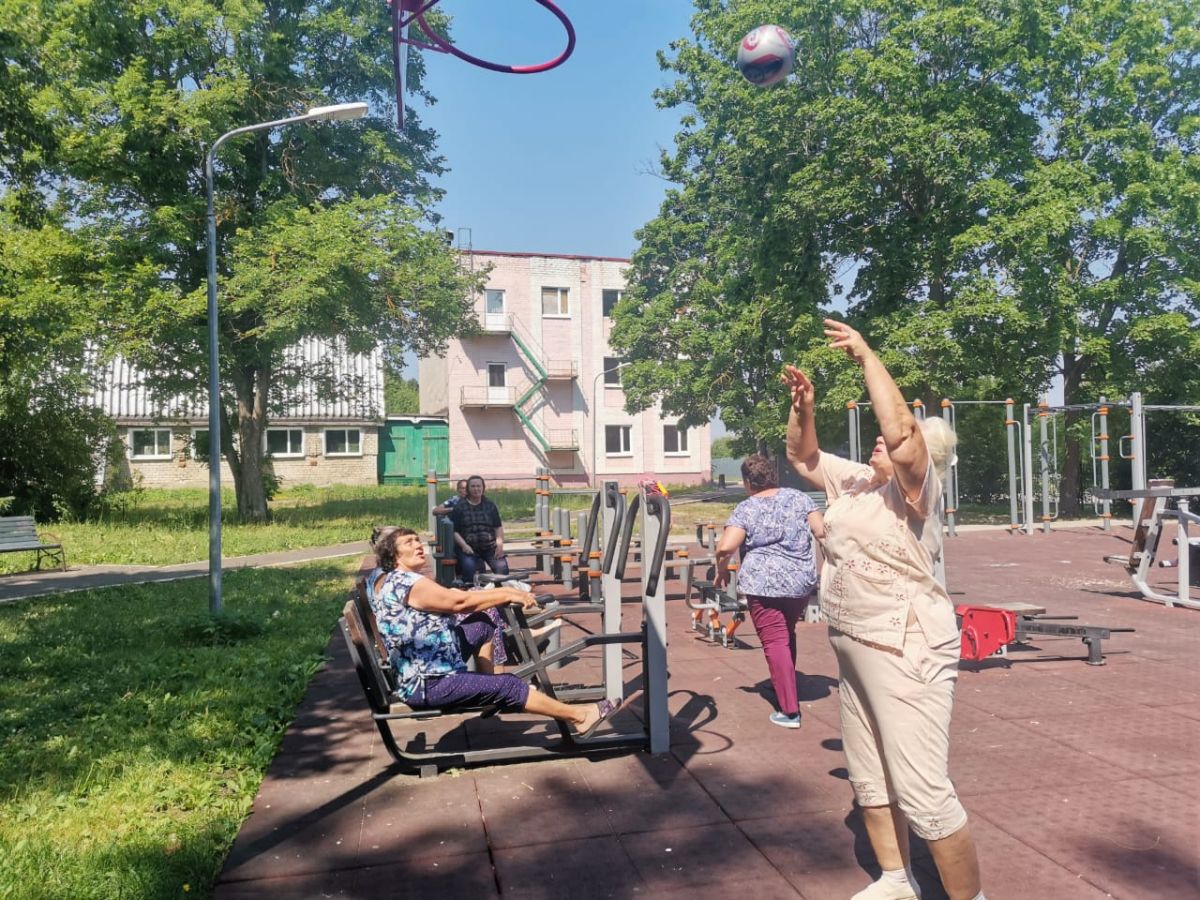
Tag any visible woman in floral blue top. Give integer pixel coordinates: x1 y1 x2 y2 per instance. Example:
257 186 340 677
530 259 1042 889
370 527 617 734
714 454 824 729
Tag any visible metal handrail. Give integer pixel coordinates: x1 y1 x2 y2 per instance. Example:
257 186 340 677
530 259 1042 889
460 384 516 405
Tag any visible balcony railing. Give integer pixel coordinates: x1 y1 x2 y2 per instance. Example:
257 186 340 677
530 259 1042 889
480 313 513 333
544 360 578 379
546 428 580 450
460 384 516 407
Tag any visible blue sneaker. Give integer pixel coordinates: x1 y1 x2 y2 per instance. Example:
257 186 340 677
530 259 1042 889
769 711 801 729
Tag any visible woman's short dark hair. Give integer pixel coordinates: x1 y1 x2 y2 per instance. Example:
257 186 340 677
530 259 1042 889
741 454 779 491
466 475 486 492
375 526 419 572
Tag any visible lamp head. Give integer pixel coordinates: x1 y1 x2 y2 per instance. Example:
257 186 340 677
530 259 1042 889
305 102 369 122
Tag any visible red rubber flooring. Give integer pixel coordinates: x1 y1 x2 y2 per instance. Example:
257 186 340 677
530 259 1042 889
214 526 1200 899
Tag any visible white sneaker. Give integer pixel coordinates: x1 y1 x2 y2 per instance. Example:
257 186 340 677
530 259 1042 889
850 873 921 900
768 711 801 729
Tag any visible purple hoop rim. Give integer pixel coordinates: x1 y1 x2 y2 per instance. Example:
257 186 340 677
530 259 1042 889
393 0 575 75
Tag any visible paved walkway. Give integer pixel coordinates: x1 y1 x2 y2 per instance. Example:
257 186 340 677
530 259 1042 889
214 525 1199 899
0 542 369 604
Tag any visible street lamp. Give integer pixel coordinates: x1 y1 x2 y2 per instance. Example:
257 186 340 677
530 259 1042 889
592 361 630 488
204 101 368 616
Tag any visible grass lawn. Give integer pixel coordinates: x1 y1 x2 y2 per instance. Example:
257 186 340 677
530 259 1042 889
0 483 728 575
0 557 359 899
0 484 1027 576
0 483 604 574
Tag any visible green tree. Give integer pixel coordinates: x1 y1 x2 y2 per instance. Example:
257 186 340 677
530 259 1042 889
710 435 736 458
22 0 480 522
385 364 420 415
615 0 1199 511
614 0 1053 451
0 5 55 223
976 0 1200 512
0 209 121 519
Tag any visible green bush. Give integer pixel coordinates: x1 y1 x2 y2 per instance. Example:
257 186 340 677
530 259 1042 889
0 384 122 522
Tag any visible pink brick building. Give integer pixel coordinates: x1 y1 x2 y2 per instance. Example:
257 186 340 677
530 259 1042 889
418 250 711 488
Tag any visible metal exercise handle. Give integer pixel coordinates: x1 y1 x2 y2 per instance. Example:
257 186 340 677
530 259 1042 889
601 483 625 574
643 494 672 597
615 493 641 581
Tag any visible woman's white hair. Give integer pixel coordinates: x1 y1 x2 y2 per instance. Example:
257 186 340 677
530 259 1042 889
920 417 959 480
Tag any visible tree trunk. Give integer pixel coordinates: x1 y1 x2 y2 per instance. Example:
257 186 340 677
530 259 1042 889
229 364 272 524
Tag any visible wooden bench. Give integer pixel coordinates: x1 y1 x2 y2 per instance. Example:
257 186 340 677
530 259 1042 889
0 516 66 570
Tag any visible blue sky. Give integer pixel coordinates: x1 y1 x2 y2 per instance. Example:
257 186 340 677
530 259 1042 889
415 1 696 257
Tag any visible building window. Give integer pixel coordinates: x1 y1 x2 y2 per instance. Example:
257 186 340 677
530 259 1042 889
266 427 305 458
324 428 361 457
485 289 505 314
191 428 211 460
488 363 506 388
129 428 172 460
602 289 623 318
605 424 632 456
603 356 624 386
541 286 569 317
663 424 690 455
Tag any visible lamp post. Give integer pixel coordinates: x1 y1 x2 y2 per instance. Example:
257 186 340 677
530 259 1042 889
204 102 368 616
591 361 630 488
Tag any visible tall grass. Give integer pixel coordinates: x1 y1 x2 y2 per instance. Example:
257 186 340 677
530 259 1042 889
0 559 357 899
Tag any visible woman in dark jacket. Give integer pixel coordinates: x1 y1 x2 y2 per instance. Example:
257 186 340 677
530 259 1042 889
449 475 509 583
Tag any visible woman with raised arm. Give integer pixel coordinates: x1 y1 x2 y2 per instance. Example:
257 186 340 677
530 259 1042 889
370 527 616 736
783 319 983 900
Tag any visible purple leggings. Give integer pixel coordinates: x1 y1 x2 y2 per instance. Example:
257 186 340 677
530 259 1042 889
746 593 810 717
412 613 530 712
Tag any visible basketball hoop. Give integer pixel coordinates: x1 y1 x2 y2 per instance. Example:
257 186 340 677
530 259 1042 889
388 0 577 129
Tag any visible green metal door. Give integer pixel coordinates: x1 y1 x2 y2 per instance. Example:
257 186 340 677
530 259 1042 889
378 420 449 484
421 427 449 478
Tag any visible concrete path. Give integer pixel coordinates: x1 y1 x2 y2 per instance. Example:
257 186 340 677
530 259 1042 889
214 525 1199 899
0 542 369 604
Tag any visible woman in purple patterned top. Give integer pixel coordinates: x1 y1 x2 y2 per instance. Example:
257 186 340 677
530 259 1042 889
714 454 824 729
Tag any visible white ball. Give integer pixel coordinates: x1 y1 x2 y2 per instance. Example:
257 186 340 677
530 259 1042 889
736 24 796 87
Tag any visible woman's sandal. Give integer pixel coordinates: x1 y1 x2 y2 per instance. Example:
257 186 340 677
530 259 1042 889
576 698 620 741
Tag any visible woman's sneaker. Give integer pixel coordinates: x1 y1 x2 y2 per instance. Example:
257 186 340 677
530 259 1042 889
769 711 801 729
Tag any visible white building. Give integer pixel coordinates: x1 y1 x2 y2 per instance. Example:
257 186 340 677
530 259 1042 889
91 338 384 488
419 250 711 488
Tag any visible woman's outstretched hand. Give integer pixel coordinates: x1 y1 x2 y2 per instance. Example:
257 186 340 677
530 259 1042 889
781 364 815 412
823 318 872 365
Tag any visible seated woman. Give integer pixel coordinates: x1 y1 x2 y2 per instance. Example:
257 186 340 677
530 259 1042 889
370 526 614 734
714 453 824 729
449 475 509 584
432 479 468 517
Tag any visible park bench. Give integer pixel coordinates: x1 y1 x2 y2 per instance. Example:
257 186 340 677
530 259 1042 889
0 516 66 570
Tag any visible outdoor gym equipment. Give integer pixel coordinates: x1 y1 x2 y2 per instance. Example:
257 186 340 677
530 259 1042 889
1098 483 1200 610
387 0 576 128
340 482 672 776
957 603 1134 666
847 392 1169 536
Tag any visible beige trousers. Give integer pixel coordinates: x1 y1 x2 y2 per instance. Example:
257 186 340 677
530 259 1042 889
829 625 968 841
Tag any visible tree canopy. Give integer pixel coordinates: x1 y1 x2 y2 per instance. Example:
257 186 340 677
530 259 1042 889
1 0 481 520
612 0 1199 503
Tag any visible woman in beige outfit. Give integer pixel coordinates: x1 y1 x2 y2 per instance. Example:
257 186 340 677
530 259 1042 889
783 320 983 900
